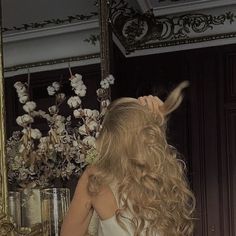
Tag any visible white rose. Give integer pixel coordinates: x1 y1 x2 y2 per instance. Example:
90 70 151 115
67 96 81 108
47 86 55 96
23 101 36 113
83 136 96 147
31 128 42 139
52 82 60 91
19 95 29 104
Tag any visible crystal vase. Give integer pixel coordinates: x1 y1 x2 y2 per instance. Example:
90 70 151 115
8 191 21 229
41 188 70 236
21 188 42 227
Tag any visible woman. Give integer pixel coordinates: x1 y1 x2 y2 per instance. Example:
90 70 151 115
61 81 195 236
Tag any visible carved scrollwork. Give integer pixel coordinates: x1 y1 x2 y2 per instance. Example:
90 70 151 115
0 214 14 236
110 0 236 53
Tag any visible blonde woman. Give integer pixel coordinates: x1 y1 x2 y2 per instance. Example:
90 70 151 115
61 81 195 236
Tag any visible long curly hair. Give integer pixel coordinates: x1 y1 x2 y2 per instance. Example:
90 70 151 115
88 82 195 236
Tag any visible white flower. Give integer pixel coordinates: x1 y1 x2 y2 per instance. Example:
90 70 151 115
75 74 82 80
83 136 96 147
52 82 60 91
14 82 24 90
48 105 57 114
101 99 110 107
73 109 83 118
78 125 87 135
70 75 83 88
56 123 65 134
75 88 86 97
19 95 29 104
47 86 55 96
14 82 28 96
83 109 93 118
100 79 110 89
87 120 98 131
16 114 34 126
92 110 99 118
67 96 81 108
31 129 42 139
107 74 115 85
23 101 36 113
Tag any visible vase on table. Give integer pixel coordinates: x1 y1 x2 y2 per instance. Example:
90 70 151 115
8 191 21 233
21 188 42 227
41 188 70 236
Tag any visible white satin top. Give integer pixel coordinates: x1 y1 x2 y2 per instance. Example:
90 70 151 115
87 184 160 236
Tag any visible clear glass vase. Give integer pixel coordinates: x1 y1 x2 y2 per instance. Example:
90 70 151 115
21 189 42 228
41 188 70 236
8 191 21 229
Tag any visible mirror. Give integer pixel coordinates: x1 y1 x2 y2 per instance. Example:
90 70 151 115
0 0 110 235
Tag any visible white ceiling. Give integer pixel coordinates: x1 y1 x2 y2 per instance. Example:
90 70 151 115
2 0 98 34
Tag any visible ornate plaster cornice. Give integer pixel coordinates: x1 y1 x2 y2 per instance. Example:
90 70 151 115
110 0 236 55
4 53 100 73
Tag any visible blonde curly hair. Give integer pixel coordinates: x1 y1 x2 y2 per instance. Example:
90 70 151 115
88 82 195 236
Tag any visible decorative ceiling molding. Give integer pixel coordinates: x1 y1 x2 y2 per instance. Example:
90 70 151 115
3 19 100 72
2 13 98 34
110 0 236 56
151 0 236 16
4 53 101 78
3 20 99 43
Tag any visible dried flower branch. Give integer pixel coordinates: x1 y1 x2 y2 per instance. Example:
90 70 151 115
7 73 114 189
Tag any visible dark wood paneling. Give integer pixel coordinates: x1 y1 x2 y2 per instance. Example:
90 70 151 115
112 43 236 235
225 108 236 236
225 53 236 102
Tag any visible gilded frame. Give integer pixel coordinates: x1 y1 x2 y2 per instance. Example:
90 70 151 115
0 0 110 235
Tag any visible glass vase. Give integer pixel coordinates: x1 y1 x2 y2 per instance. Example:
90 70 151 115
21 188 42 227
41 188 70 236
8 191 21 229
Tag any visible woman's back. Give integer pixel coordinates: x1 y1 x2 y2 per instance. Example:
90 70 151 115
88 182 160 236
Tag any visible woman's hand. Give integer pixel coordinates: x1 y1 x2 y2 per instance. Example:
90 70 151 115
138 95 163 114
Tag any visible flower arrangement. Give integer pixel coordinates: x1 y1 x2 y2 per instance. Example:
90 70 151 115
7 72 114 189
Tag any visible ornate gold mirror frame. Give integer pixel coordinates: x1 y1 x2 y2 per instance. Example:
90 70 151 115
0 0 110 235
